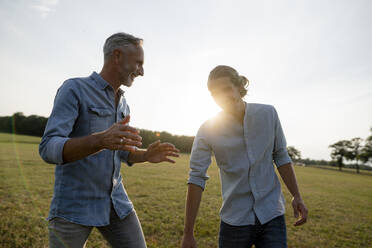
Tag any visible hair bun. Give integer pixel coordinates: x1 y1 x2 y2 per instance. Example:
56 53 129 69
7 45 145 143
208 65 249 97
239 75 249 88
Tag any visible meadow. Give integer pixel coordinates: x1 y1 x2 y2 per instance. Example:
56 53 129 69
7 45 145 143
0 133 371 247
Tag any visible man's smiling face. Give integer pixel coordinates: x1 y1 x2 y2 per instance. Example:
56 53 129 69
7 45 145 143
116 44 144 87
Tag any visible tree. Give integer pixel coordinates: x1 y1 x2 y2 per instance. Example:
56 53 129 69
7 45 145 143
329 140 352 171
360 127 372 164
287 146 301 162
12 112 26 134
348 137 363 173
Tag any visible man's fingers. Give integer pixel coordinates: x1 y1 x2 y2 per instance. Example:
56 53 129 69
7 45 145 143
118 124 140 134
300 204 308 219
165 146 180 153
118 131 142 141
294 217 307 226
165 151 180 157
149 140 161 149
293 203 308 226
122 139 142 147
299 204 308 222
157 143 180 153
293 202 299 219
164 158 176 163
294 211 307 226
114 137 142 147
158 142 176 149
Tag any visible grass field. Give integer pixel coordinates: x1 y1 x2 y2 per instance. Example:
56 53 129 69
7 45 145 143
0 133 371 247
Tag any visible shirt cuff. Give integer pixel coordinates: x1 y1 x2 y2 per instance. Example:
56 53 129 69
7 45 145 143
188 176 206 190
41 136 69 165
273 151 292 168
119 150 133 167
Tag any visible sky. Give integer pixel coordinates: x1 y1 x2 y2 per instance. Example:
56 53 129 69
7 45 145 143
0 0 371 160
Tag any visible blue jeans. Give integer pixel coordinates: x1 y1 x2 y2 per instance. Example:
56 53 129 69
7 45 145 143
219 215 287 248
48 208 147 248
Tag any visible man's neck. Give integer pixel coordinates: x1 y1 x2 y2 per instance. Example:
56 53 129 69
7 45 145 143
99 66 121 93
229 100 245 124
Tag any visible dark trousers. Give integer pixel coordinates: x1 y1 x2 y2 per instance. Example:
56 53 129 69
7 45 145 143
219 215 287 248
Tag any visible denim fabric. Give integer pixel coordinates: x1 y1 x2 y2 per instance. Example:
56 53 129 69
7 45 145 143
49 209 147 248
219 215 287 248
40 72 133 226
188 103 292 225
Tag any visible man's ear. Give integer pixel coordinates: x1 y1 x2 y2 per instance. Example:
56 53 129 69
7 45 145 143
112 49 122 65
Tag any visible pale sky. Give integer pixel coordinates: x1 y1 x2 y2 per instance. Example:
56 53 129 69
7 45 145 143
1 0 371 160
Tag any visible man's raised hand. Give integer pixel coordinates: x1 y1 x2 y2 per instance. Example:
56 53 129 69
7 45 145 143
98 115 142 152
144 140 180 163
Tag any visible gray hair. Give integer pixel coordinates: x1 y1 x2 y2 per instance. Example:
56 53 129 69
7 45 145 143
103 32 143 61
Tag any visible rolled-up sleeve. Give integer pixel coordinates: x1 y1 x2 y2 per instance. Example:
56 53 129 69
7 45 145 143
39 80 80 164
272 107 292 167
119 150 133 166
188 124 212 190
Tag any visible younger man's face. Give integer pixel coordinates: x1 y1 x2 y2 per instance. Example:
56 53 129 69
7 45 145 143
209 77 242 112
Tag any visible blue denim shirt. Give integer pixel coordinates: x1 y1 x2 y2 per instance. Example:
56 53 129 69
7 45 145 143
39 72 133 226
188 103 292 225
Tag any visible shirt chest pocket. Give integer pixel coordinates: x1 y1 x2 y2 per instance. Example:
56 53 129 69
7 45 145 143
88 107 114 133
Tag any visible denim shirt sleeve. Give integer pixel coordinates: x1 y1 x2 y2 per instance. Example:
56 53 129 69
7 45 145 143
118 103 133 167
39 80 80 165
119 150 133 166
272 107 292 167
188 123 212 190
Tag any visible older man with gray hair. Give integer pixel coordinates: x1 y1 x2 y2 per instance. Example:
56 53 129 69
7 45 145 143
39 32 179 248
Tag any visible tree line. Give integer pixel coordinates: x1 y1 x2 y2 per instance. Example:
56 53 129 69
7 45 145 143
286 146 331 166
286 133 372 173
2 113 371 171
0 112 194 153
0 112 48 137
287 128 372 173
328 128 372 173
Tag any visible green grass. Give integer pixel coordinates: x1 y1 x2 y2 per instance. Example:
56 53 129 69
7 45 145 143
0 132 371 247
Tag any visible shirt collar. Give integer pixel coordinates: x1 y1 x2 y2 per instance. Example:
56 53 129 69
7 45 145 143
244 101 249 115
91 71 125 96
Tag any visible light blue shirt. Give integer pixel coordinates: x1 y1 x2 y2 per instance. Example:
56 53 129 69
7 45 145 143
39 72 133 226
188 103 292 225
